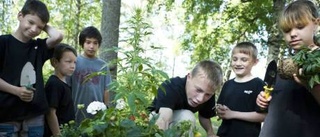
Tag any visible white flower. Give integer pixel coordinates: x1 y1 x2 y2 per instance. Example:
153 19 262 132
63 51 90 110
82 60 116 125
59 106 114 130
86 101 107 115
115 98 126 110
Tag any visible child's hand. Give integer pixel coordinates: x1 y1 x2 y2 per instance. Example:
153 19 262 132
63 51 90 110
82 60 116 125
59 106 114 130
293 69 308 87
256 91 271 109
216 104 232 120
17 86 34 102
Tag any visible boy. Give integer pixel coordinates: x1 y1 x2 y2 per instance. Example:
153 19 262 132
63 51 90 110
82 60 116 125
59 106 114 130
0 0 63 136
45 44 77 137
70 26 112 124
216 42 266 137
148 60 223 137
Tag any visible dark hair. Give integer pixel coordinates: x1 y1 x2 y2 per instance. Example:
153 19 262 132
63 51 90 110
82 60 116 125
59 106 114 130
232 42 258 60
191 60 223 92
52 43 77 62
78 26 102 48
21 0 50 23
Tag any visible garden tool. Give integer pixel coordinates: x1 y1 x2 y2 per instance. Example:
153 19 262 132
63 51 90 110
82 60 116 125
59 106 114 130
263 60 277 99
20 62 36 90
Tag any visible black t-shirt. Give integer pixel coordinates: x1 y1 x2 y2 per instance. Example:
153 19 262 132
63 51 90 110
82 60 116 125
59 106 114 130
217 77 265 137
259 76 320 137
44 75 75 137
0 34 53 122
149 76 216 118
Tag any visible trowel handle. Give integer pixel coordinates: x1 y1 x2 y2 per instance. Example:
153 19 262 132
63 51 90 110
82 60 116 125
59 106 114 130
263 85 273 99
24 85 35 91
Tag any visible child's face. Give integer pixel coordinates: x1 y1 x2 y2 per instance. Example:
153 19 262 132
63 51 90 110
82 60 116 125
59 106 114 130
185 70 214 107
83 38 100 58
231 52 257 78
17 13 46 39
55 51 77 77
283 21 317 52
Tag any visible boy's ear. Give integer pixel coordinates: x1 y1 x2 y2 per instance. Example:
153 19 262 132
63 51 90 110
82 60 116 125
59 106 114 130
17 12 23 20
187 73 191 79
253 59 259 65
50 58 58 67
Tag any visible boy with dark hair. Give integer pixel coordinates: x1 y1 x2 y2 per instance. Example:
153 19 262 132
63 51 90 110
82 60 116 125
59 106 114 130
70 26 112 124
45 43 77 137
0 0 63 136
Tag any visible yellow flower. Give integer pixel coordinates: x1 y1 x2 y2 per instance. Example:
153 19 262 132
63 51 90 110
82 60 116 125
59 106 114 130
194 132 202 137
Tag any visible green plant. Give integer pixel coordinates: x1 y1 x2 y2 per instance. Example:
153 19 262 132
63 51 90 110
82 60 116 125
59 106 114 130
292 47 320 89
61 7 197 137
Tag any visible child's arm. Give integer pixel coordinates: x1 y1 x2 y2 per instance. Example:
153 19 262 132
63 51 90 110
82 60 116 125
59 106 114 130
46 108 61 136
293 73 320 105
44 25 63 49
156 107 173 130
104 89 109 105
198 115 217 137
311 85 320 106
217 105 266 122
0 78 34 102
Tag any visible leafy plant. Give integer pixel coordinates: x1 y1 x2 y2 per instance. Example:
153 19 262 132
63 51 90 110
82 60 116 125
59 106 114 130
61 7 197 137
292 47 320 89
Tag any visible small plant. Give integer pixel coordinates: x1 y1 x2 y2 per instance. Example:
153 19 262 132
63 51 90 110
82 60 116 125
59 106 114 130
61 100 195 137
61 7 198 137
278 47 320 89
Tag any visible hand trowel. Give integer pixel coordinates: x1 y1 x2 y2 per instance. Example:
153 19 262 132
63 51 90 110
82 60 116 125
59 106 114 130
20 62 36 90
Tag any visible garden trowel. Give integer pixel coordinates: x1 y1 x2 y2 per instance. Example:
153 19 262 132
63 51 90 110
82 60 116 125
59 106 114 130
20 62 36 90
263 60 277 99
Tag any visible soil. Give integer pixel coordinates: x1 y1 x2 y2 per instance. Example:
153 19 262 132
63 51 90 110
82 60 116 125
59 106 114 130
278 58 299 80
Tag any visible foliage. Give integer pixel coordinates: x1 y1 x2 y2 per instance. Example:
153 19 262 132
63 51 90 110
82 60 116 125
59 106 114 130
292 48 320 89
61 7 197 137
61 101 195 137
180 0 274 63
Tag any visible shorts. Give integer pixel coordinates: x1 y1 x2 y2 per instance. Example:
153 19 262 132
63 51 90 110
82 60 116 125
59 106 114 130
0 115 44 137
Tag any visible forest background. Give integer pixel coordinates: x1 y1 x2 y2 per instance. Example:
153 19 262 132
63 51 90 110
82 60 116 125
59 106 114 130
1 0 318 136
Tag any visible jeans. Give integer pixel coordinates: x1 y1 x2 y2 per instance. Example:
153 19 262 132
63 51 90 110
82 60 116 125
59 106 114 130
0 115 44 137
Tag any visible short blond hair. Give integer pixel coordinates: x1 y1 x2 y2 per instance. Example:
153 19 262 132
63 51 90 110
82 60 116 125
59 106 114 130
191 60 223 91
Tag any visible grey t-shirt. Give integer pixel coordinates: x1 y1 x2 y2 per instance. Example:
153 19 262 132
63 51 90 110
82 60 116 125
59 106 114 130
70 55 111 124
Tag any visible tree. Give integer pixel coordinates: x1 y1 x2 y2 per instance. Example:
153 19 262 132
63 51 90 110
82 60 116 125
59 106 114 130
266 0 286 63
100 0 121 103
150 0 289 79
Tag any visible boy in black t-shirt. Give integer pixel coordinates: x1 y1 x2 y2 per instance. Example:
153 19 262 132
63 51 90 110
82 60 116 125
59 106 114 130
149 60 223 137
216 42 266 137
0 0 63 136
44 44 77 137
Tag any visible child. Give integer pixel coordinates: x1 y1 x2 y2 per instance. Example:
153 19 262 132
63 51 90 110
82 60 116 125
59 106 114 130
256 1 320 137
148 60 223 137
216 42 266 137
0 0 63 136
44 43 77 137
70 26 112 124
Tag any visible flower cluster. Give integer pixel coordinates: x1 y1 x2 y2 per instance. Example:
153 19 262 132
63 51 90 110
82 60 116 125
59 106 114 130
115 98 126 110
86 101 107 115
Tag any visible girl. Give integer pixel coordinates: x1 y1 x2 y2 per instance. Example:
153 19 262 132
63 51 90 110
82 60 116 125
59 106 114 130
257 1 320 137
44 43 77 137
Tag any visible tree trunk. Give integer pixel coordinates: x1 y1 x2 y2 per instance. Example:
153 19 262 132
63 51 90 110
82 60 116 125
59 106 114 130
266 0 286 63
100 0 121 103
